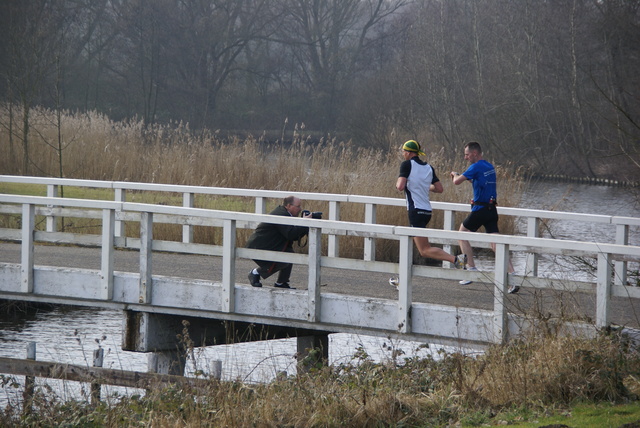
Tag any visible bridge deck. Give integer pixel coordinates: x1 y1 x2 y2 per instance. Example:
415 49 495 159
2 242 638 329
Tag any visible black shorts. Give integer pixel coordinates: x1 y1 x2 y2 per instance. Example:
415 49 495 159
408 209 432 228
462 207 499 233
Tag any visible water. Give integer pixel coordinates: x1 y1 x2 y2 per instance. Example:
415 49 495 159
1 182 638 406
0 306 438 406
473 181 640 281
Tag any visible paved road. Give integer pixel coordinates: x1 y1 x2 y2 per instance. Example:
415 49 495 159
1 242 638 328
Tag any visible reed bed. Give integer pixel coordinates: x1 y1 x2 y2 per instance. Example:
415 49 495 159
0 106 525 262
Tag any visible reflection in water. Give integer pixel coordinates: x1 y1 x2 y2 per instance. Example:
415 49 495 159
0 182 638 405
0 305 440 406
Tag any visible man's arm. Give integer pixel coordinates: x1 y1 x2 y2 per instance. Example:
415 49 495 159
396 176 407 191
450 171 467 185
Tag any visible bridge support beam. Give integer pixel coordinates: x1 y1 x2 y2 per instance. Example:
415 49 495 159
123 311 331 371
297 334 328 373
148 350 187 376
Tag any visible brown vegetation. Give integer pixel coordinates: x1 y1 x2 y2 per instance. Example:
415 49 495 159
3 332 639 427
0 106 525 262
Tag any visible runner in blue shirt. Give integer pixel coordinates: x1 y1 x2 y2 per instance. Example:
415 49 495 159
451 142 518 293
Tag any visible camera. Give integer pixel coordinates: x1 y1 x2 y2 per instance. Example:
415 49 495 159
302 210 323 219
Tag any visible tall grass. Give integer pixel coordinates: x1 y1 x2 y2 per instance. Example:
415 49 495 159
0 106 525 261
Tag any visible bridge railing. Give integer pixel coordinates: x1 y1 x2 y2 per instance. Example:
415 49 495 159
1 193 639 344
1 175 638 287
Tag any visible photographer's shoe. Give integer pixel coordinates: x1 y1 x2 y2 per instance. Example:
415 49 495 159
274 282 295 289
248 271 262 287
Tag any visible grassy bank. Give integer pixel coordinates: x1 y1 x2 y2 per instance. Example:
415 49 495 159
2 332 640 427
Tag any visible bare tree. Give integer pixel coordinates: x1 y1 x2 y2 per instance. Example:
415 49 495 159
0 1 63 174
272 0 409 133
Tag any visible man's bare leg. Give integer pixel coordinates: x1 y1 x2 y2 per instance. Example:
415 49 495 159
414 236 457 264
458 224 477 269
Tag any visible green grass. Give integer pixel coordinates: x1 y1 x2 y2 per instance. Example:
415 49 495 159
482 402 640 428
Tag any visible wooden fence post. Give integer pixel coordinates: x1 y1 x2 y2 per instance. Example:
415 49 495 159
210 360 222 380
91 348 104 405
23 342 36 415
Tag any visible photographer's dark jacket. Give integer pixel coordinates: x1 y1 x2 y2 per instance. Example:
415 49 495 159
245 205 309 253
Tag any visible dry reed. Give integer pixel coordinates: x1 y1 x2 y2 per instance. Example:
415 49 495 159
8 332 638 427
0 106 525 262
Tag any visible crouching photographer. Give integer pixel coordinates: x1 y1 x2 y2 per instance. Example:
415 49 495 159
246 196 320 289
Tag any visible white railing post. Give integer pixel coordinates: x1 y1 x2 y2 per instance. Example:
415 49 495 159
614 224 628 286
255 197 266 214
182 192 194 243
21 203 35 293
46 184 58 232
525 217 539 277
114 188 126 238
307 227 322 322
442 210 455 267
493 243 509 343
596 252 613 328
221 219 236 313
364 203 377 261
139 212 153 304
397 235 413 334
328 201 340 257
100 209 115 300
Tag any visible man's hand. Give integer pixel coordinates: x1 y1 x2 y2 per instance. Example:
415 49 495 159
451 171 465 185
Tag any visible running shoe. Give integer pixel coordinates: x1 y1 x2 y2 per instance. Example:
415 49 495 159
453 254 467 269
459 266 479 285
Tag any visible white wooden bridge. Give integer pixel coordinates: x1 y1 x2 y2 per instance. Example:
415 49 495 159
0 175 638 373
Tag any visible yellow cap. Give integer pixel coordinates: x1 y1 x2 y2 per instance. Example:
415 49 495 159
402 140 425 156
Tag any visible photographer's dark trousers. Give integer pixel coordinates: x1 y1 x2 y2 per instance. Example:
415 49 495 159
254 260 292 284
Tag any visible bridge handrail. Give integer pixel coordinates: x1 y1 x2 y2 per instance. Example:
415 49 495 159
1 194 638 258
1 192 639 345
1 175 637 226
1 175 637 286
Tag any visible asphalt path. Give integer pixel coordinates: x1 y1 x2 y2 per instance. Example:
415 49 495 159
1 242 638 328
